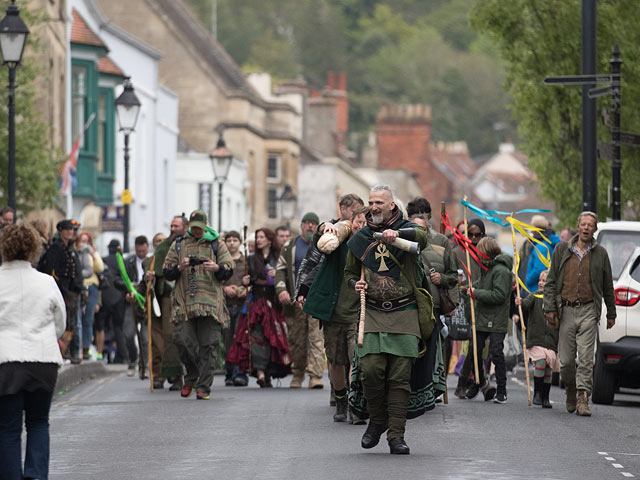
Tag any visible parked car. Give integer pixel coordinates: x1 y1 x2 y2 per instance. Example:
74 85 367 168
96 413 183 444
592 221 640 405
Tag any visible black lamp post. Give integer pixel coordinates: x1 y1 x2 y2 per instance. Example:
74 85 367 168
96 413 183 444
209 132 233 232
279 184 297 227
114 77 140 253
0 0 29 211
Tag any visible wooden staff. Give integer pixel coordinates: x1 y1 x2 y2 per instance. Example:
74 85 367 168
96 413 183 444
510 214 532 406
439 201 449 405
357 265 366 347
146 256 156 392
243 225 252 375
463 196 480 384
131 302 145 379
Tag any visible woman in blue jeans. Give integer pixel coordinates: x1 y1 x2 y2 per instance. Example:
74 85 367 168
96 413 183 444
0 223 66 480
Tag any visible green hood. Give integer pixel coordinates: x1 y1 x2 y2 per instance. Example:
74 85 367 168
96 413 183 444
188 225 219 242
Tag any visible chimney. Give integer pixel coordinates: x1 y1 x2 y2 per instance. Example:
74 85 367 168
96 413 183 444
327 71 336 90
337 72 346 91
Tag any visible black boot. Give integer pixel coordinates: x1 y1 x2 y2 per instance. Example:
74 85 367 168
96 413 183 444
533 377 543 406
361 422 387 449
333 394 348 422
542 382 553 409
389 437 410 455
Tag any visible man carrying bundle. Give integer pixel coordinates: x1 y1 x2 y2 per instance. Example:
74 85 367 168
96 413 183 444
295 194 365 423
344 185 429 455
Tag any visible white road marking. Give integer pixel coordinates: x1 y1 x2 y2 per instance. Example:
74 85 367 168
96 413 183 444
612 464 624 469
606 457 617 461
621 473 634 478
599 452 609 455
610 453 640 456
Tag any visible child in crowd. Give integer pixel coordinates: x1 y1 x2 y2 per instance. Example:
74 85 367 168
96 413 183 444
515 270 559 408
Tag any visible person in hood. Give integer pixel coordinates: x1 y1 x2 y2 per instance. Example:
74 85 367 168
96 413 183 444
525 215 560 294
463 236 513 404
163 210 234 400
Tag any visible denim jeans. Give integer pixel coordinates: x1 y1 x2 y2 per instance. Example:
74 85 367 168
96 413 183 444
0 389 54 480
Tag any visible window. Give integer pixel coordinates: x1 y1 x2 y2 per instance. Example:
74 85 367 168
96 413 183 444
97 92 106 172
597 230 640 280
268 187 278 219
71 65 87 149
267 153 280 182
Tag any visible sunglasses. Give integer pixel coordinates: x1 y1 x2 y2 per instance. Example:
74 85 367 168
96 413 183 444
468 232 484 239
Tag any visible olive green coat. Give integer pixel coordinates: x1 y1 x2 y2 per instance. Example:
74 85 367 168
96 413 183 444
473 253 513 334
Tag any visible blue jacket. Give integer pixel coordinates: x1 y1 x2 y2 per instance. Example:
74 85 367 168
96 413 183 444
525 229 560 293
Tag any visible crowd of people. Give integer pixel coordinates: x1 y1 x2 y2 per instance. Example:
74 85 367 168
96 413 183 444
0 189 618 476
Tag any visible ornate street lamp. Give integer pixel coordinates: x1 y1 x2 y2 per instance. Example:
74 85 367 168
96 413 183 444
0 0 29 211
209 131 233 232
115 77 141 253
279 184 297 227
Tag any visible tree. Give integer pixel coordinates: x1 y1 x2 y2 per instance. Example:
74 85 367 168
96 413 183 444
471 0 640 223
0 2 63 214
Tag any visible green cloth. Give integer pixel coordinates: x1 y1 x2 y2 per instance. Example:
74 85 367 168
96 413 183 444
522 289 559 351
543 235 617 320
473 253 513 333
357 332 420 358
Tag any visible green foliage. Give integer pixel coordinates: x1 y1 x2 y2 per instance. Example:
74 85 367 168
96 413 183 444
471 0 640 223
0 1 64 213
184 0 517 156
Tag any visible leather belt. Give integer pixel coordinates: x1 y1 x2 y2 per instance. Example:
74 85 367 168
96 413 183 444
561 298 593 308
366 294 416 312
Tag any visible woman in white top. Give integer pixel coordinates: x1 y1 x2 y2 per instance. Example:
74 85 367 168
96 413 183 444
0 223 66 480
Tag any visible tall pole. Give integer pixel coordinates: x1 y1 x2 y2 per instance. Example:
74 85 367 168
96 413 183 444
7 66 15 210
217 180 223 232
581 0 597 213
610 45 622 221
123 133 130 253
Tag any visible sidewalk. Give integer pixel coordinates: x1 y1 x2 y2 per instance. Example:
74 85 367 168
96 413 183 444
55 361 127 395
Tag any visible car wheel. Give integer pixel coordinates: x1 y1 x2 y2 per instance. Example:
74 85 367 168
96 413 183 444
592 348 616 405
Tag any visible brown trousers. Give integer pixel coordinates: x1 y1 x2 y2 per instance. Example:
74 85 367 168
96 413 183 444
286 306 325 379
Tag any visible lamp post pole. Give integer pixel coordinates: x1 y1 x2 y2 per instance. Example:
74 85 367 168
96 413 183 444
7 65 15 210
217 180 223 233
123 132 130 253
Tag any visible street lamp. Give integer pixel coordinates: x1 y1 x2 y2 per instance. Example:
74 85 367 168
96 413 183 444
0 0 29 211
115 77 141 253
279 184 297 227
209 131 233 232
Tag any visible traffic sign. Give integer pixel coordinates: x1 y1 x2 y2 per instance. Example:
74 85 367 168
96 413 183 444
588 85 613 99
121 189 132 205
543 74 614 85
598 141 614 161
620 132 640 148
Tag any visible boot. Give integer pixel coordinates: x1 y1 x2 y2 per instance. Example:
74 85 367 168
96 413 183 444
542 382 552 409
308 376 324 389
333 394 348 422
565 382 577 413
361 422 387 449
388 437 410 455
290 374 304 388
532 377 543 406
454 376 467 399
576 390 592 417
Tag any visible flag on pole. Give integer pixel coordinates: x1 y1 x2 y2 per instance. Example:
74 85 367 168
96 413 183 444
60 112 96 195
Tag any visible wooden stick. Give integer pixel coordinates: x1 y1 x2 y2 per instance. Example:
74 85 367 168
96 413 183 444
243 225 252 375
510 214 532 406
357 265 366 347
440 201 449 405
131 302 145 379
463 196 480 384
146 256 156 392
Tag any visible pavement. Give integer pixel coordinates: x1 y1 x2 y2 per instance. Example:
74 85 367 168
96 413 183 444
48 364 640 480
54 361 126 396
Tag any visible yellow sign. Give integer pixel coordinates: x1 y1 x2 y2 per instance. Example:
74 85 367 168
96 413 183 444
121 189 132 205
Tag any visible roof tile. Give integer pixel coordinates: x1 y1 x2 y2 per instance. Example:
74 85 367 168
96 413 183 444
71 9 106 48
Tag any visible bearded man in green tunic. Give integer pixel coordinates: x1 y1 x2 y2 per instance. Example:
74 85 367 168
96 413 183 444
345 185 428 455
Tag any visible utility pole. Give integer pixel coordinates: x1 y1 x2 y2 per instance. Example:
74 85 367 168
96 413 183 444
581 0 597 213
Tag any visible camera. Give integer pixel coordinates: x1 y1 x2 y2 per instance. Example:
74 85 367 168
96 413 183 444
188 255 206 266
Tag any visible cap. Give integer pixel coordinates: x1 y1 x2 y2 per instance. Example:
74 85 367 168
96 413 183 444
57 219 81 231
189 209 207 230
301 211 319 225
108 239 121 248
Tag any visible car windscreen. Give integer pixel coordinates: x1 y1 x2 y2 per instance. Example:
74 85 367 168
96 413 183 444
597 230 640 280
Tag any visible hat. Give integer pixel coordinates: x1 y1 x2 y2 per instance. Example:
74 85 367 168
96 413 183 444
108 239 121 248
301 211 319 225
468 218 486 235
57 219 81 231
189 209 207 230
531 215 550 229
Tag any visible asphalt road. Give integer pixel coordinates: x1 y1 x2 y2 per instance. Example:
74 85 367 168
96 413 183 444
48 367 640 480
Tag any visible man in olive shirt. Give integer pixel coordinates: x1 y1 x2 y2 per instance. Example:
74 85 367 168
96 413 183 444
543 211 616 417
345 185 428 455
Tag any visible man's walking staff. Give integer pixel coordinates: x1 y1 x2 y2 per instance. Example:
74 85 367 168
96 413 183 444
146 256 156 392
463 196 480 384
440 201 449 404
243 225 252 375
510 215 532 406
357 265 366 347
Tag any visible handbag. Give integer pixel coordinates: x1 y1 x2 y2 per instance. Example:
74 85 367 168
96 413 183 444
387 250 435 344
446 300 472 340
422 256 457 316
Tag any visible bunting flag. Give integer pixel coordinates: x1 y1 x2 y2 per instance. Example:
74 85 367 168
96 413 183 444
116 252 146 309
60 112 96 194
